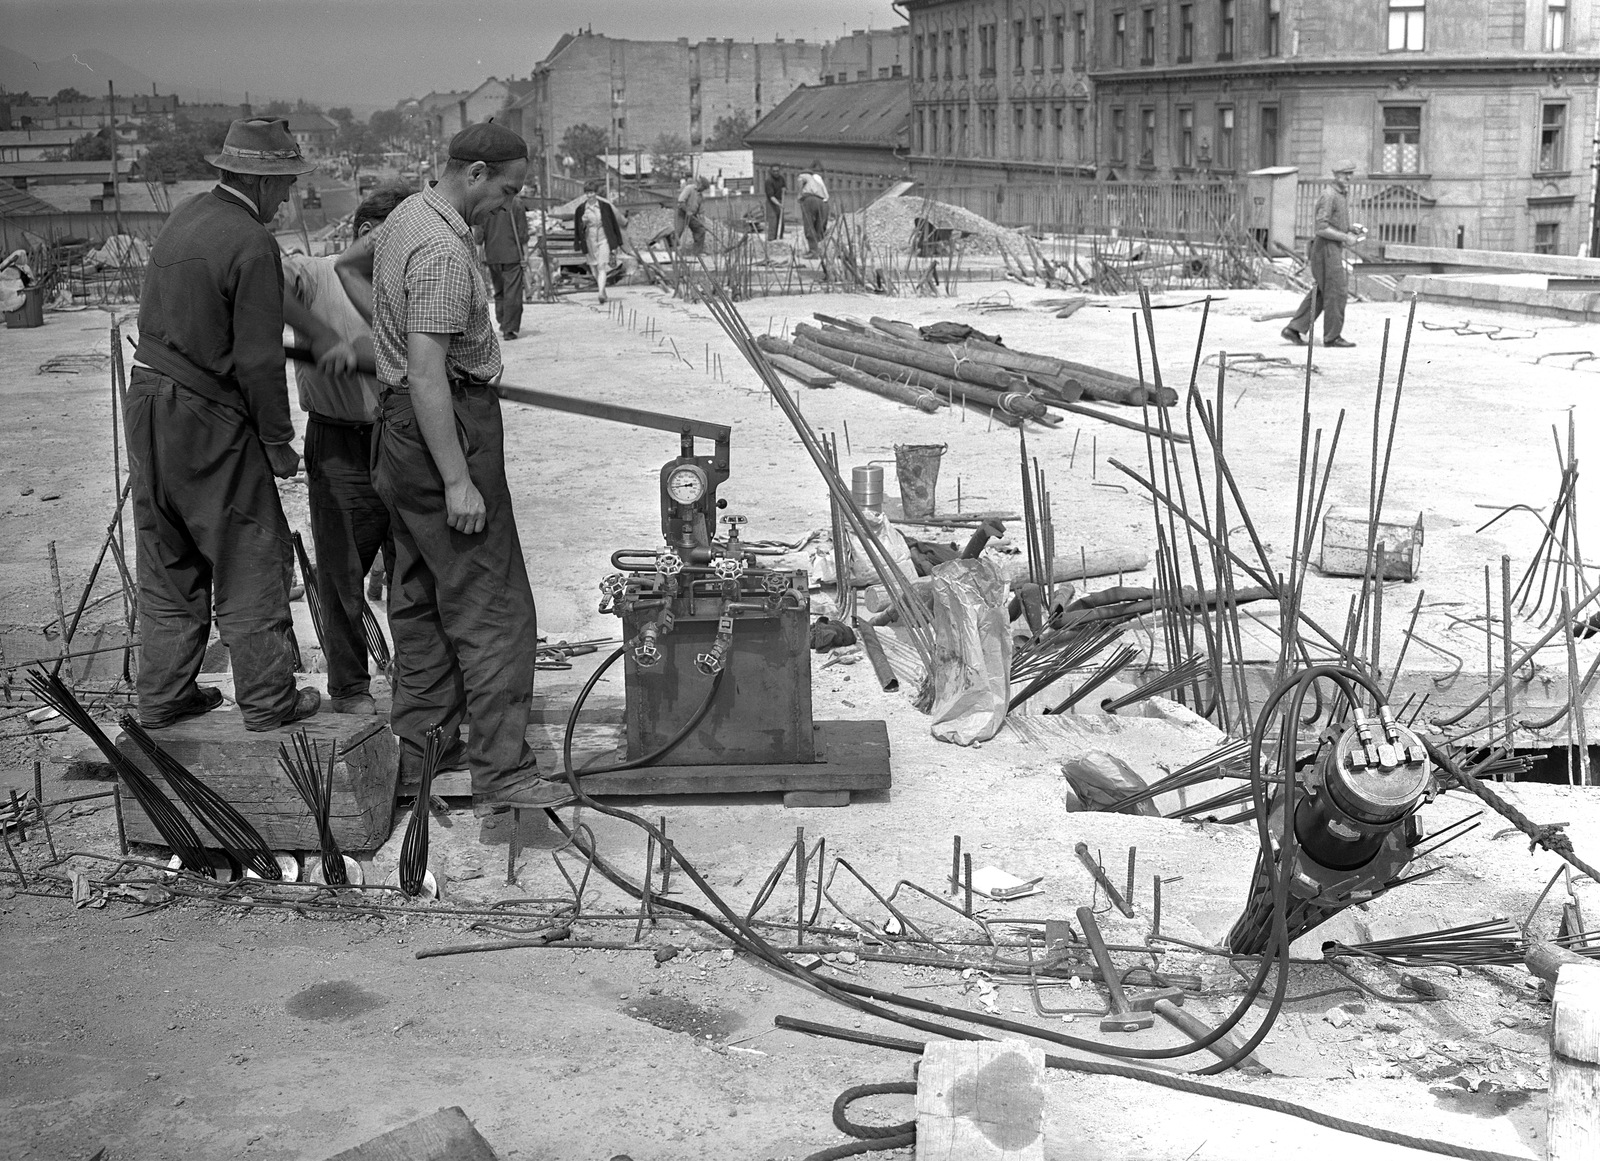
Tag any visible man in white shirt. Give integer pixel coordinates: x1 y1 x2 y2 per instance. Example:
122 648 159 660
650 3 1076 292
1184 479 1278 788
797 160 830 258
281 183 412 715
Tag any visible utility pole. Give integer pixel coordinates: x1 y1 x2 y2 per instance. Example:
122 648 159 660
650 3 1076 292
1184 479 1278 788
107 79 124 235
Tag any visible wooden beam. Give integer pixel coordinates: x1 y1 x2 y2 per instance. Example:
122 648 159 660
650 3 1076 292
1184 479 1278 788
916 1039 1046 1161
1549 962 1600 1161
322 1106 500 1161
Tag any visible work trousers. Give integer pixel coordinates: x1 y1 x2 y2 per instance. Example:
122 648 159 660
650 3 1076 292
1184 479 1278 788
487 262 524 336
765 201 784 241
675 209 705 256
305 417 391 703
373 383 541 800
800 196 829 255
1288 239 1348 343
125 368 298 729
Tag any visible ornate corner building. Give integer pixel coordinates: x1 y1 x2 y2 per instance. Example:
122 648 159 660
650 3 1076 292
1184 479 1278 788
903 0 1600 253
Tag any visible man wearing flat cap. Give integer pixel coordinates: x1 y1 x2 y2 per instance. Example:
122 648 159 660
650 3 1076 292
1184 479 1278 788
366 120 569 815
1282 158 1366 349
129 117 321 732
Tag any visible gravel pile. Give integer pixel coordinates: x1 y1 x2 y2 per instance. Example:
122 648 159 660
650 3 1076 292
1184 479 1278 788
848 196 1026 259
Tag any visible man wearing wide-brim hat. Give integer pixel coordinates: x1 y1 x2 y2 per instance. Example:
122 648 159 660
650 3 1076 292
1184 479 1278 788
128 117 322 732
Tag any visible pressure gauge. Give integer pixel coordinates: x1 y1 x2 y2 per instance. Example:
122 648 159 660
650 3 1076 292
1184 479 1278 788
665 464 707 505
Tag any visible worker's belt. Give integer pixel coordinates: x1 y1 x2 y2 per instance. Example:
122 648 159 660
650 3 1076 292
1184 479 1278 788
306 411 376 430
131 335 247 417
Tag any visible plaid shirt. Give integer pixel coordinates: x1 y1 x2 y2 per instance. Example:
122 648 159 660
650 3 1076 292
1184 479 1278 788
371 184 500 387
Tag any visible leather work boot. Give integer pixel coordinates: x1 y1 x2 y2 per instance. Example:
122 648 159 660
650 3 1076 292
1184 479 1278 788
247 687 321 732
1325 337 1356 348
1280 326 1304 346
142 685 225 729
472 776 573 817
331 693 378 715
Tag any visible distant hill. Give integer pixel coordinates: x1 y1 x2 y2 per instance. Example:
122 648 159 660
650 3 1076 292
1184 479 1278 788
0 46 159 99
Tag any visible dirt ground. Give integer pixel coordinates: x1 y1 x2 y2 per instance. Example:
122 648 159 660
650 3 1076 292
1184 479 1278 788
3 277 1599 1160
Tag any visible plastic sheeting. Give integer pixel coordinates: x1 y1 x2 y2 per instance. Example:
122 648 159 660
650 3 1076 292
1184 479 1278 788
929 557 1011 745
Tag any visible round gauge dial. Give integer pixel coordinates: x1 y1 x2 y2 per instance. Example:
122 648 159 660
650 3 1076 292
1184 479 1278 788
665 465 707 504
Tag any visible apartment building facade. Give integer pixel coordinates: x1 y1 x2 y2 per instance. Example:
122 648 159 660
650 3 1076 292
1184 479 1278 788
904 0 1600 252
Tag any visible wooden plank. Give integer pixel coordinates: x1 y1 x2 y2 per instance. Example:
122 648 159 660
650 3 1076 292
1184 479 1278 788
116 714 396 852
768 352 838 388
1550 962 1600 1161
916 1039 1046 1161
323 1106 500 1161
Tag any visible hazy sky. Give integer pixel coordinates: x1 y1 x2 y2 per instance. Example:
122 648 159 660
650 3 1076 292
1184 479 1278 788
2 0 906 106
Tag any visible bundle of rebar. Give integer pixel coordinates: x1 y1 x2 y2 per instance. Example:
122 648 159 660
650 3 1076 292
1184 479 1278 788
398 728 441 897
1008 623 1122 709
25 668 212 876
1101 655 1212 713
1044 643 1138 714
119 715 280 880
292 531 392 674
1323 919 1526 967
1097 739 1251 813
278 730 348 886
701 287 938 700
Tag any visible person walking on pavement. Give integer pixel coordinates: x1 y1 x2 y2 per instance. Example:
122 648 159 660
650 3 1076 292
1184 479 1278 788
1282 159 1366 349
366 121 568 814
474 186 529 340
570 178 626 303
280 184 412 717
764 165 786 242
797 160 830 258
675 175 710 256
127 117 321 732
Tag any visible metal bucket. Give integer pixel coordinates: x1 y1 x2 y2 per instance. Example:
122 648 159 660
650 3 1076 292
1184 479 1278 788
894 444 946 521
851 465 884 512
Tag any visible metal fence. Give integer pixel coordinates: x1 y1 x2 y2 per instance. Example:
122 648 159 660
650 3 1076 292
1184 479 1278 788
1296 178 1436 248
919 178 1250 243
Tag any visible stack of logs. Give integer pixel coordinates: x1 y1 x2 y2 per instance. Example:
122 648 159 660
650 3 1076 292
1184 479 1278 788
756 315 1180 439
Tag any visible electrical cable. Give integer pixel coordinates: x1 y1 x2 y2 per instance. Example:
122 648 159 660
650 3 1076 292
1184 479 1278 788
119 715 280 880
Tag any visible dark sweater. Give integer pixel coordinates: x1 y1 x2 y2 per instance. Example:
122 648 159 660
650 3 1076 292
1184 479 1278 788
474 197 529 264
135 187 293 444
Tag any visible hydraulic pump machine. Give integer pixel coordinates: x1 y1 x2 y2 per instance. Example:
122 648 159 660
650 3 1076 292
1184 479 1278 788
496 383 889 796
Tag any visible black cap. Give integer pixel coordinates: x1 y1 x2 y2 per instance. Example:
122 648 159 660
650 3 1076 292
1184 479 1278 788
448 120 528 163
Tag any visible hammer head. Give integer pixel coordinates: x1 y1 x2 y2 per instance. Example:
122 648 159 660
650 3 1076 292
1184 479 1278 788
1124 986 1185 1012
1099 1012 1155 1033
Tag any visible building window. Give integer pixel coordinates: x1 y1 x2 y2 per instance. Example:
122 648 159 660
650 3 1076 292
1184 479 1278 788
1033 104 1045 158
944 31 954 78
1015 20 1027 71
1216 105 1235 168
1053 15 1066 68
1536 222 1560 253
1053 105 1066 158
1112 13 1128 67
1547 0 1568 51
1381 104 1422 172
1219 0 1235 58
1260 105 1279 166
914 35 924 80
927 33 937 79
1539 103 1567 171
1034 17 1046 68
1179 4 1195 60
945 107 955 153
1264 0 1281 54
1111 107 1127 163
1074 104 1088 160
892 64 903 77
959 105 970 153
1178 106 1195 166
983 106 998 156
983 23 999 74
1141 9 1157 63
1388 0 1425 51
959 27 970 77
1014 104 1026 157
1075 12 1088 66
1140 108 1156 165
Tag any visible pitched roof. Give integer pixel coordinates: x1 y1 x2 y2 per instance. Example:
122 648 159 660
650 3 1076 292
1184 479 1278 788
0 183 64 217
0 159 141 179
745 78 909 150
285 113 337 134
31 179 212 213
0 129 85 148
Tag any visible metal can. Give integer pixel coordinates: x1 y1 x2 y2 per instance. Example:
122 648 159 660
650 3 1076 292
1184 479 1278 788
851 464 884 512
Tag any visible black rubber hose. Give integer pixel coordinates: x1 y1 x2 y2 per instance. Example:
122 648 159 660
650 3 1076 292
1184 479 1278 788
559 646 723 780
